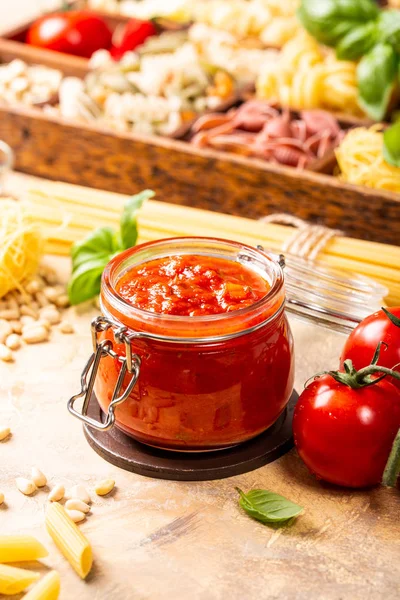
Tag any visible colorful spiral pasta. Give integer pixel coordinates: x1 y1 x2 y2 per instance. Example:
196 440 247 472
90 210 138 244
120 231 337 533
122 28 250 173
256 32 362 115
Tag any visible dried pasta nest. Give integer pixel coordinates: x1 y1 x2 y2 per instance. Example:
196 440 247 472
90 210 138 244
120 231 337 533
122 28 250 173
0 199 43 298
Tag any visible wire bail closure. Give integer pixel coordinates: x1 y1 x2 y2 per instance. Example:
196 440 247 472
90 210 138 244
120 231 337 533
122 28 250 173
67 316 140 431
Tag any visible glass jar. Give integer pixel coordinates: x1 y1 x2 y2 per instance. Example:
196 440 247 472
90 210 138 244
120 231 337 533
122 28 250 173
69 238 295 451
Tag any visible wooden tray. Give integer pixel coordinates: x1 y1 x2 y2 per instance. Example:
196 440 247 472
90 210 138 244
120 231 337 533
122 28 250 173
2 101 400 245
0 33 399 245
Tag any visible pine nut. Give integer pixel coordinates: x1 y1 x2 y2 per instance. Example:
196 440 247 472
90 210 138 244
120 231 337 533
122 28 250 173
31 467 47 487
36 318 52 331
20 305 38 318
66 509 86 523
10 320 22 334
94 479 115 496
13 291 31 305
0 319 13 343
5 334 21 350
35 291 49 308
0 427 11 441
20 316 35 327
0 309 20 320
69 484 91 504
0 492 4 505
60 321 74 334
39 306 61 325
43 287 59 303
0 344 14 362
25 279 41 294
48 484 65 502
22 326 49 344
55 294 69 308
65 499 90 513
16 477 36 496
7 297 20 312
23 318 51 332
51 284 64 295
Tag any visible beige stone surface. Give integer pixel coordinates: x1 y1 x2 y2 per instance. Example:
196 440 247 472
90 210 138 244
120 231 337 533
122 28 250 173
0 173 399 599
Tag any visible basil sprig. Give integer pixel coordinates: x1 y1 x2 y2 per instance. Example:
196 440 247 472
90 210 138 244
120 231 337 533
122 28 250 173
378 10 400 54
383 121 400 167
336 21 378 61
68 189 155 305
357 44 397 121
298 0 400 121
298 0 379 48
236 488 303 525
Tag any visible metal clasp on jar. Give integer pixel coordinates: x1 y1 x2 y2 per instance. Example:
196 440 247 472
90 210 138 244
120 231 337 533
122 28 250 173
67 316 140 431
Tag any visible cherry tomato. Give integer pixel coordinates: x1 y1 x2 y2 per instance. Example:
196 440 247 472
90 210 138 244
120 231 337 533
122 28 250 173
293 374 400 488
26 11 112 58
111 18 158 60
341 307 400 388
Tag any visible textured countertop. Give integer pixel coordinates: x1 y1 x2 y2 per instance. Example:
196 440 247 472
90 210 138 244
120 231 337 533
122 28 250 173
0 173 399 600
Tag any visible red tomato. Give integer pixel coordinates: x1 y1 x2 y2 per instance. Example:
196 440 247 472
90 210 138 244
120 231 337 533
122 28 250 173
341 307 400 388
26 11 112 58
293 374 400 488
111 18 158 59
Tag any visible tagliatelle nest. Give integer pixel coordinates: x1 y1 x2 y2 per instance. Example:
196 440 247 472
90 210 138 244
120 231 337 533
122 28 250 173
0 199 43 299
336 126 400 193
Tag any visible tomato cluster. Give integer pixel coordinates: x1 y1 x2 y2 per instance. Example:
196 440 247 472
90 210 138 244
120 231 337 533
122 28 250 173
27 11 157 59
293 307 400 488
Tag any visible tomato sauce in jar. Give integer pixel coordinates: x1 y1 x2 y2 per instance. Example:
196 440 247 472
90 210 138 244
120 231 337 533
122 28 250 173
95 238 294 451
116 255 269 316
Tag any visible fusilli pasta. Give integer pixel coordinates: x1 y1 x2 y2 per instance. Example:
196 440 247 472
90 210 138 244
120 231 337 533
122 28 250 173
257 32 362 115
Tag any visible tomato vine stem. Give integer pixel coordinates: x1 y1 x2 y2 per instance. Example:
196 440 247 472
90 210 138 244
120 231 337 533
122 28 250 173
382 429 400 487
306 342 400 390
382 307 400 328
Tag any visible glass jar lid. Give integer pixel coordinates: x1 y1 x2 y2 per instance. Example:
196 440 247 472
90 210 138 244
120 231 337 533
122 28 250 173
280 253 388 334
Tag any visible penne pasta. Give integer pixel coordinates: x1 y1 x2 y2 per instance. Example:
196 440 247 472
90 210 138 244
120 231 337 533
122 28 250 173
45 503 92 579
0 535 48 563
0 564 40 596
23 571 60 600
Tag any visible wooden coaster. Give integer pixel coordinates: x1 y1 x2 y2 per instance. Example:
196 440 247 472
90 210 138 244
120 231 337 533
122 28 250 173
83 391 299 481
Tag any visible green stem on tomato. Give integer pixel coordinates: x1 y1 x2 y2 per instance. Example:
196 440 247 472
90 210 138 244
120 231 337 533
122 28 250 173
382 307 400 328
354 364 400 385
330 362 400 389
306 342 400 390
382 429 400 487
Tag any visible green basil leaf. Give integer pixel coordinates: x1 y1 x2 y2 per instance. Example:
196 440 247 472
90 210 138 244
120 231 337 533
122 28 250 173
71 227 120 272
298 0 379 47
336 21 378 60
120 189 155 250
68 256 110 305
377 10 400 53
383 121 400 167
236 488 303 524
357 44 397 120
